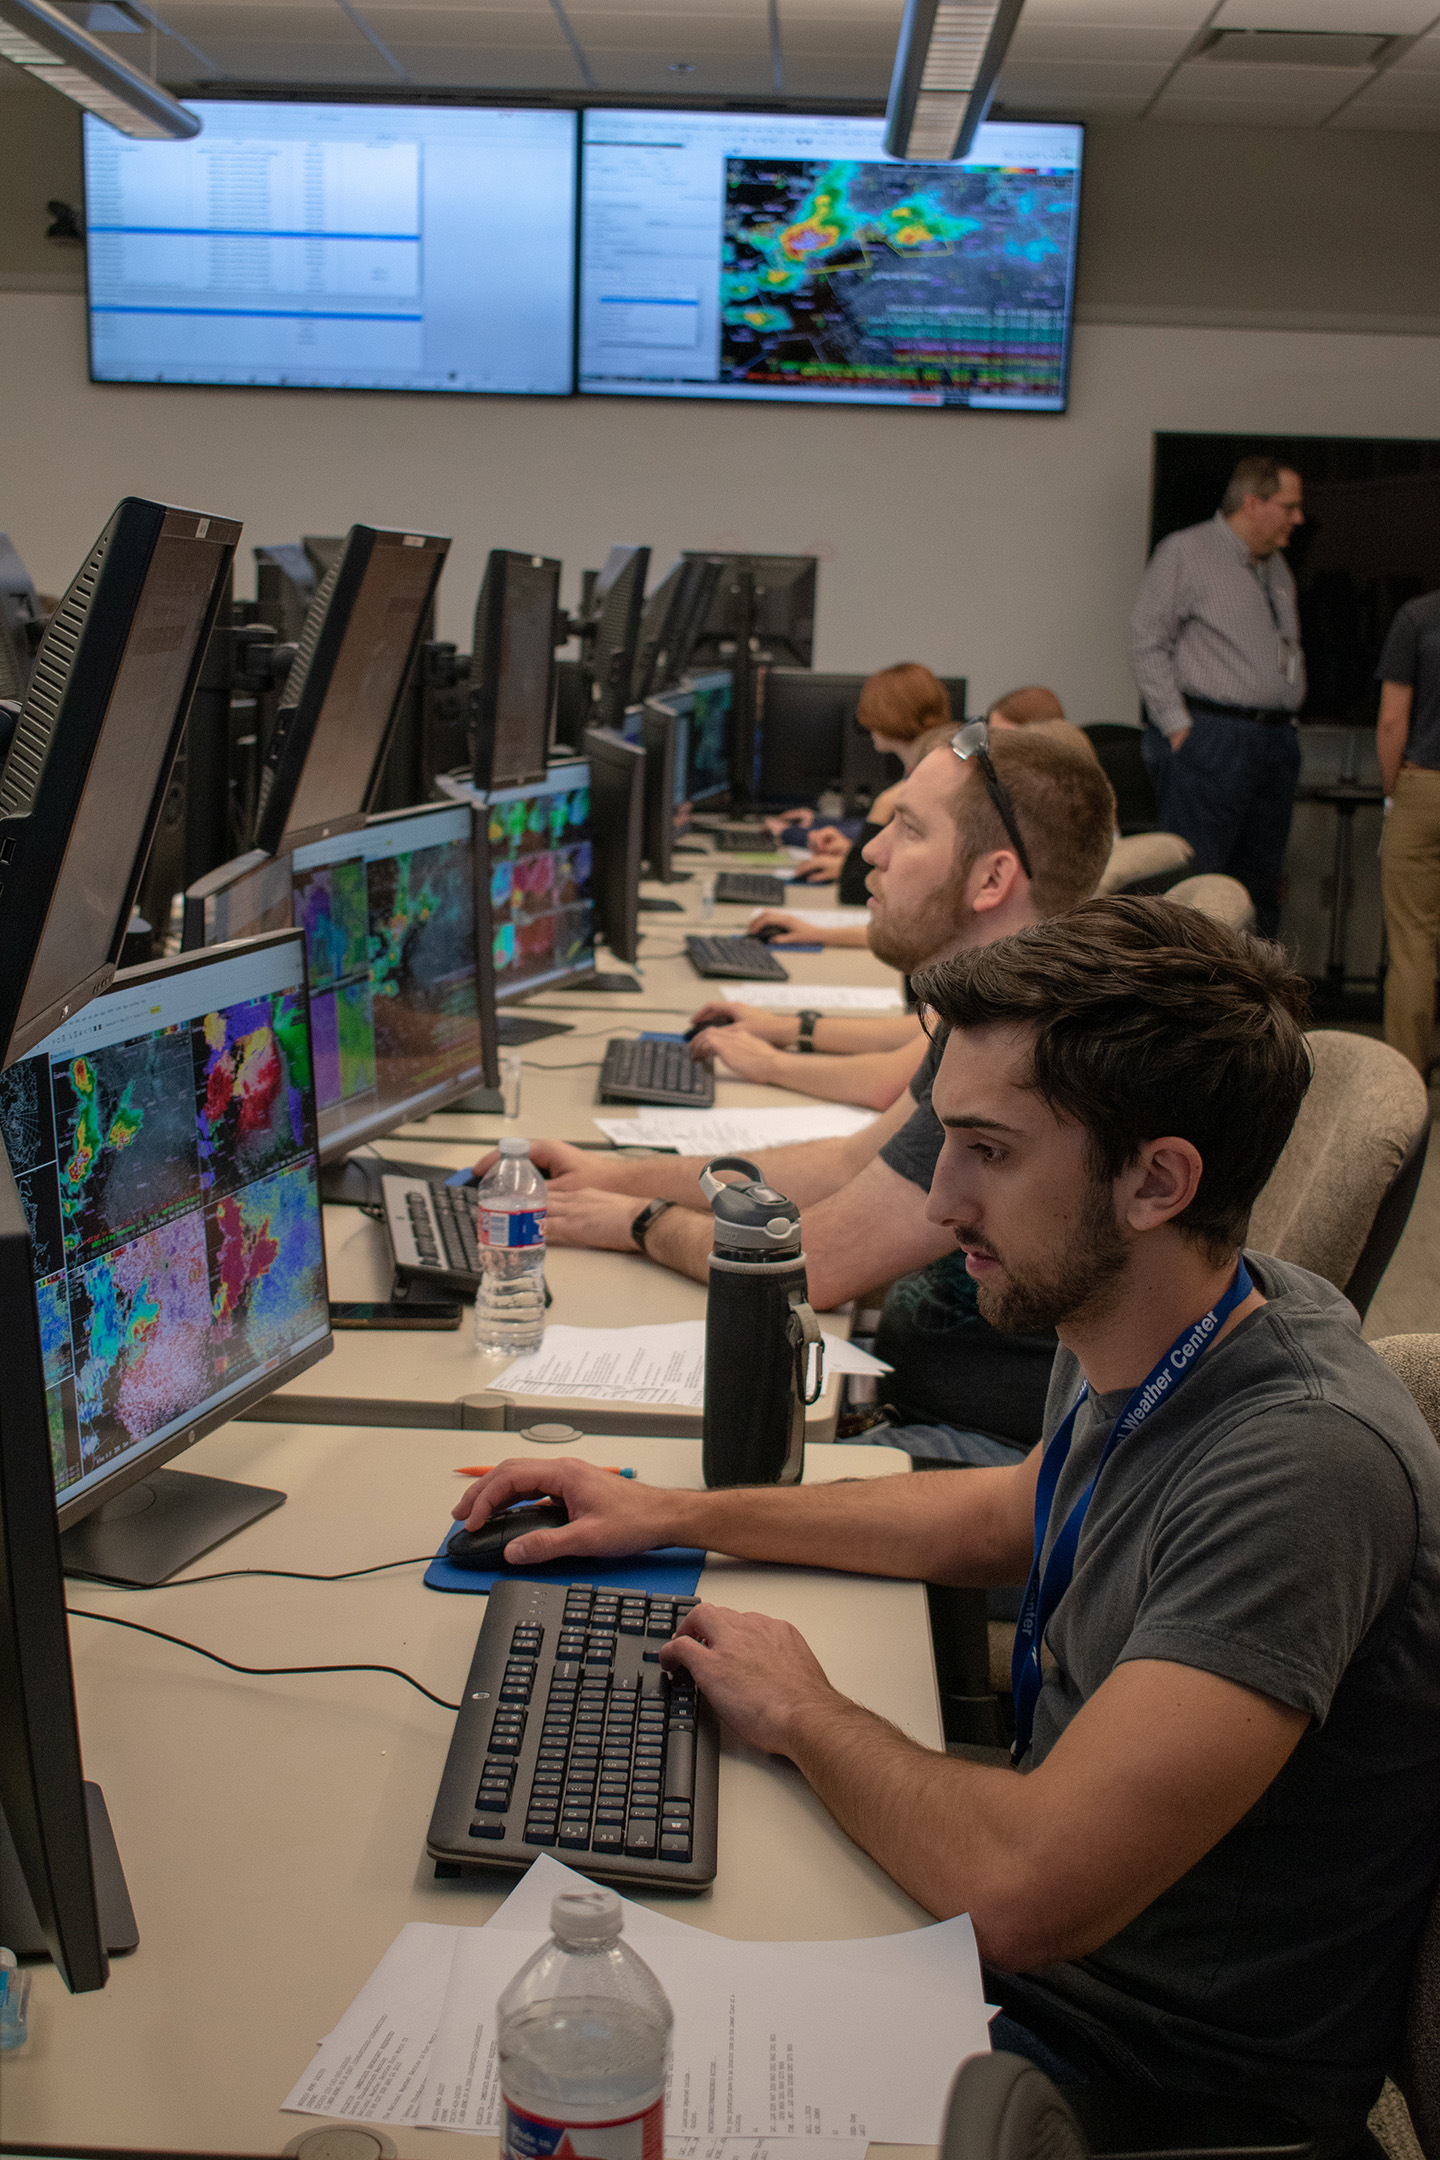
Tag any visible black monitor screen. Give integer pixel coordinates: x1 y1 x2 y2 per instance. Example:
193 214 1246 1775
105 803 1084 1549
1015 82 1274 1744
280 538 441 842
19 534 229 1042
0 935 329 1523
202 805 487 1159
484 762 595 1000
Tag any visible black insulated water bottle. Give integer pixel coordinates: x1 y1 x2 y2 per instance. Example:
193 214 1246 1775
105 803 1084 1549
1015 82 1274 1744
699 1156 824 1489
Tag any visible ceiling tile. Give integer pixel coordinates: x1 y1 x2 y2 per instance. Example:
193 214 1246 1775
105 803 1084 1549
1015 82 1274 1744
1391 28 1440 61
387 43 585 81
182 37 400 77
998 55 1171 89
1148 89 1340 111
1160 53 1374 91
1328 89 1440 112
1211 0 1438 29
1346 53 1440 83
1008 19 1193 55
781 54 896 89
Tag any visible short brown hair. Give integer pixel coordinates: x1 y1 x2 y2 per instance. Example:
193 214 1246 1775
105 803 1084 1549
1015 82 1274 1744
951 727 1115 917
989 684 1065 725
1221 456 1297 516
857 664 951 744
912 895 1312 1256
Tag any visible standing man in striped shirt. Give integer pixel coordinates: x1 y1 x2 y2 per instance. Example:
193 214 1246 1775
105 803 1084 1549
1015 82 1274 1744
1130 456 1306 936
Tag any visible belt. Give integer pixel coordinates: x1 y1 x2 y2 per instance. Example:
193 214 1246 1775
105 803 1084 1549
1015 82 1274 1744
1184 696 1296 729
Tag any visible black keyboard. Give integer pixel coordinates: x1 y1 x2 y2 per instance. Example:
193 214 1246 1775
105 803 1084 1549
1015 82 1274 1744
715 871 787 907
427 1578 718 1891
686 934 790 982
600 1037 715 1107
382 1173 482 1294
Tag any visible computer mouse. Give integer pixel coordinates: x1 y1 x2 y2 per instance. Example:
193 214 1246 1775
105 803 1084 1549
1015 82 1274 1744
752 923 787 944
445 1499 569 1568
684 1012 734 1043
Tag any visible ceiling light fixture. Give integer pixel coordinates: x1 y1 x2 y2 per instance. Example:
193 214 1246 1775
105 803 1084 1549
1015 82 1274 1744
0 0 199 137
883 0 1026 161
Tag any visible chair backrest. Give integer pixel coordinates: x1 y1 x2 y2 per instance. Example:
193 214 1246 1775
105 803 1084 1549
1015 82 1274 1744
1096 831 1194 897
1082 723 1159 834
1369 1335 1440 2159
942 2053 1087 2160
1168 873 1256 932
1248 1032 1431 1316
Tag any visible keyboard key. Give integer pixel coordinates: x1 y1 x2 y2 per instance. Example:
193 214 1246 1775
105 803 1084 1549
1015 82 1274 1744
470 1820 507 1839
592 1824 625 1851
660 1833 692 1860
558 1820 591 1849
664 1731 696 1799
625 1817 658 1857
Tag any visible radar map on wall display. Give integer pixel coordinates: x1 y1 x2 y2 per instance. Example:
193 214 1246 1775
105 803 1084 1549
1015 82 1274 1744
720 158 1078 404
0 986 326 1500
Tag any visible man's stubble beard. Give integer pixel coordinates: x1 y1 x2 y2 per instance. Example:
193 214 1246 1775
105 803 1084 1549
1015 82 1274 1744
970 1176 1132 1336
868 864 976 975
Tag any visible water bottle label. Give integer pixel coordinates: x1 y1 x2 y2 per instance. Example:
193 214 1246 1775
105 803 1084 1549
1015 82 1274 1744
481 1206 546 1249
501 2097 662 2160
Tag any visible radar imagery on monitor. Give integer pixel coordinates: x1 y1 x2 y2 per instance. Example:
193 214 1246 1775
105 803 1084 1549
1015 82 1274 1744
720 157 1078 406
0 955 327 1504
486 766 595 999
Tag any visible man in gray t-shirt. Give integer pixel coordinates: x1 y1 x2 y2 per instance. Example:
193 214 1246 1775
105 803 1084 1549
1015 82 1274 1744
449 899 1440 2139
1376 589 1440 1075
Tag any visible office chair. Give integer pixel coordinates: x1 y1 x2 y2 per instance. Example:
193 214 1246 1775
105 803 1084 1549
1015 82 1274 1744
941 2052 1315 2160
1082 725 1160 835
1248 1032 1431 1318
1168 873 1256 932
1096 832 1194 897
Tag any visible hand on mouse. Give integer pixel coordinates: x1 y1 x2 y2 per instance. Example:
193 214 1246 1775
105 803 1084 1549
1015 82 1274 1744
453 1456 687 1565
690 996 796 1047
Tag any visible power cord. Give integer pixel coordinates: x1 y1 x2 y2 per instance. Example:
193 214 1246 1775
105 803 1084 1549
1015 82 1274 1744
67 1608 461 1712
73 1553 436 1588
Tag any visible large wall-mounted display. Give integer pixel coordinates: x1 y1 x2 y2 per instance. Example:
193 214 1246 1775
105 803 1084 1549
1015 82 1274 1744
82 102 578 396
578 110 1083 412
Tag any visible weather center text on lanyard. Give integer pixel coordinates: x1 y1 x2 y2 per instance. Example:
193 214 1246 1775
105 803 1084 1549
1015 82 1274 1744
1011 1259 1254 1762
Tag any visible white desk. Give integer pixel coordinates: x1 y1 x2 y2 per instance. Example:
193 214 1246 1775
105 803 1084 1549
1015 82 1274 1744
9 1421 940 2160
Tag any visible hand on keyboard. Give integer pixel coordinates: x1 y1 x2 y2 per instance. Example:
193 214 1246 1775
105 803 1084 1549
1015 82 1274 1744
453 1456 686 1565
660 1603 837 1762
690 997 796 1046
689 1024 785 1083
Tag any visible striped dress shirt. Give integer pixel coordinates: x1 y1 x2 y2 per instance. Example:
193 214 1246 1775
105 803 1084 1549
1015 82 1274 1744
1130 512 1305 740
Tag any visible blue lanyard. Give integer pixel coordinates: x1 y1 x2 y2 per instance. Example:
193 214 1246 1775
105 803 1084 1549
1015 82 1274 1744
1010 1260 1254 1761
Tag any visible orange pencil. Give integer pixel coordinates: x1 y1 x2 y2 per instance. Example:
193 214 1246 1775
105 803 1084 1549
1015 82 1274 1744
454 1464 635 1478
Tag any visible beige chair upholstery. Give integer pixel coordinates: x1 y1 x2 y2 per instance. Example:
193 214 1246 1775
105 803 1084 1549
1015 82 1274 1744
1248 1031 1431 1299
1168 873 1256 932
1371 1336 1440 1445
1096 831 1194 895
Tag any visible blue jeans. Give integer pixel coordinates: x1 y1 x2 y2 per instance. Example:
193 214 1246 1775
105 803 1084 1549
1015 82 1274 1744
1141 713 1300 939
868 1420 1030 1468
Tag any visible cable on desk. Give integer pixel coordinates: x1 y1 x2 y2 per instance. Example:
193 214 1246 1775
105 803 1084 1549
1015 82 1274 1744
66 1608 461 1712
77 1553 436 1589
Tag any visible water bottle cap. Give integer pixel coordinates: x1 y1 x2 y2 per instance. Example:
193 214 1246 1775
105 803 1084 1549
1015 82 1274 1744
499 1137 531 1157
551 1886 623 1947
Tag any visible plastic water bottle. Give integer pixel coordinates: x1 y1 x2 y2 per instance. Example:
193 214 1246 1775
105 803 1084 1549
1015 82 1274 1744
497 1885 671 2160
474 1136 547 1353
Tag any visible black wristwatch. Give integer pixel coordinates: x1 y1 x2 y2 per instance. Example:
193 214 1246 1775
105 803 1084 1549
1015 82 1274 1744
796 1009 822 1054
630 1197 675 1254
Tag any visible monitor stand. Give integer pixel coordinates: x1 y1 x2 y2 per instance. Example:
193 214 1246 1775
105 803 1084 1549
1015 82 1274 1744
435 1085 506 1114
495 1013 574 1045
588 972 642 992
0 1786 139 1960
60 1469 285 1587
638 897 683 913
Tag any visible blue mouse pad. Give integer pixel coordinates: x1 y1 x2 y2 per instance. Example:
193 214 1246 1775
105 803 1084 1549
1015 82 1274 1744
423 1535 706 1599
771 940 823 952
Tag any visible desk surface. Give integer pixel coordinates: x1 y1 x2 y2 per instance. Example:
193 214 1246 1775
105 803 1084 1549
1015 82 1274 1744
10 1421 939 2160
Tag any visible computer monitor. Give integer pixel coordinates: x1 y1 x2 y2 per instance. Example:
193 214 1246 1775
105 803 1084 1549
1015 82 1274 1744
0 931 331 1585
587 546 650 732
757 669 967 808
182 802 496 1157
583 728 646 968
0 497 240 1070
683 671 735 809
253 543 318 645
252 524 449 857
461 759 596 1005
685 553 818 669
0 533 44 703
639 701 683 881
469 550 561 791
0 1134 133 1988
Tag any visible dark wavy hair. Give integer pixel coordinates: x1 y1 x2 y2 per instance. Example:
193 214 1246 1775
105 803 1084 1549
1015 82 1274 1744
912 895 1313 1258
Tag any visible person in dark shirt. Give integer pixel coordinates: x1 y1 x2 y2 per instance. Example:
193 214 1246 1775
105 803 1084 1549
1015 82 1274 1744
457 898 1440 2146
1376 589 1440 1076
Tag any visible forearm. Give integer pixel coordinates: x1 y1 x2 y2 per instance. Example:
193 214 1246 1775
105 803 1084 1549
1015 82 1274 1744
657 1463 1028 1585
817 923 872 948
751 1046 920 1112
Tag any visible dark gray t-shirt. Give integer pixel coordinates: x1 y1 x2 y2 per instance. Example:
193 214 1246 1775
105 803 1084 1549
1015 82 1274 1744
991 1255 1440 2134
1376 589 1440 771
875 1028 1055 1445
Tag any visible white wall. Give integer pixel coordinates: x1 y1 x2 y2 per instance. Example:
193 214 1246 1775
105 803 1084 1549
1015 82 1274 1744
5 291 1439 720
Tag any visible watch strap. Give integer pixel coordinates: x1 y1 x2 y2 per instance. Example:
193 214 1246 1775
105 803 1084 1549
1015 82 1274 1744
630 1196 675 1253
796 1009 822 1053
